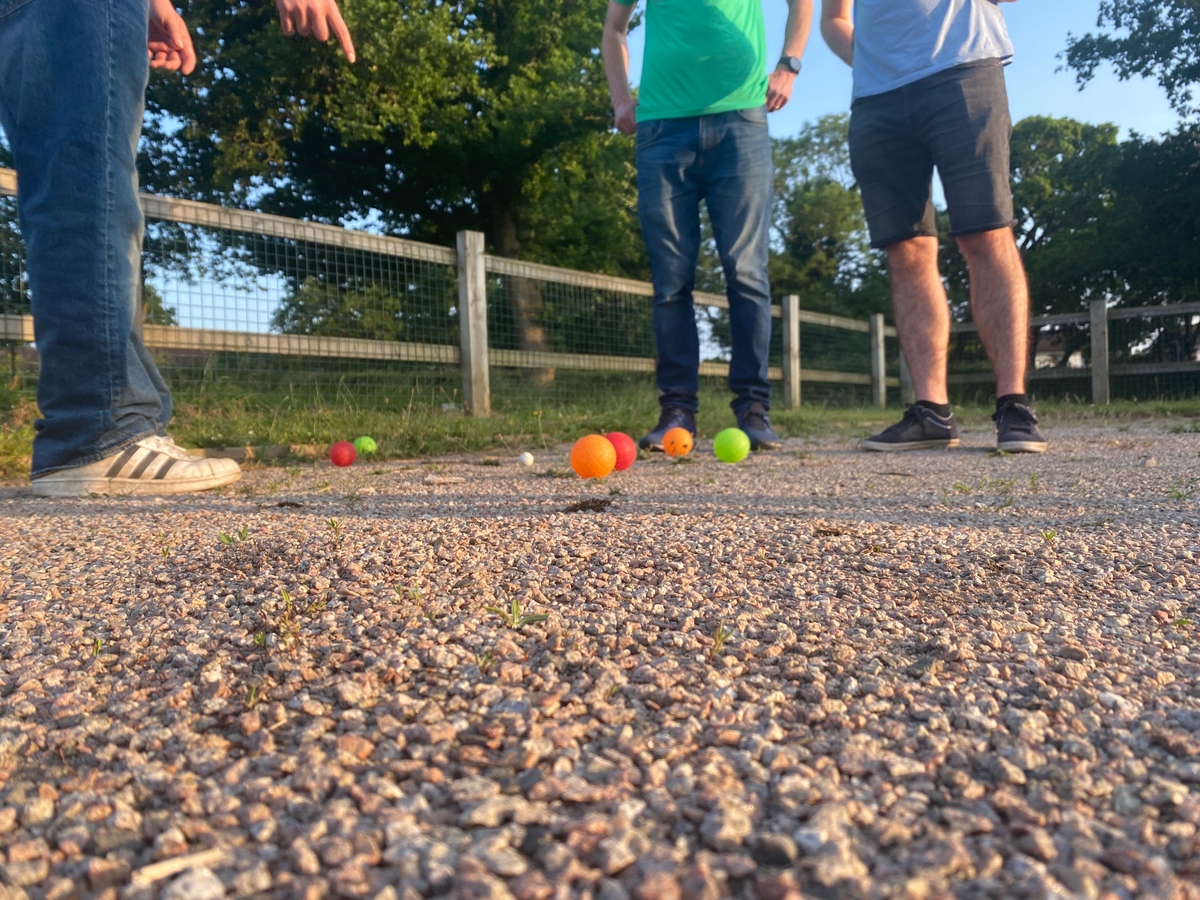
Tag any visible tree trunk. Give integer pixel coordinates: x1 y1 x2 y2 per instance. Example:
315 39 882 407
492 208 555 386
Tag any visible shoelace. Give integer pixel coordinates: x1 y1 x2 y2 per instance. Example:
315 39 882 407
141 435 201 461
658 409 693 432
887 405 924 432
993 403 1037 427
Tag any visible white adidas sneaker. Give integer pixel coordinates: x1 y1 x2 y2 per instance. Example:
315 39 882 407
31 435 242 497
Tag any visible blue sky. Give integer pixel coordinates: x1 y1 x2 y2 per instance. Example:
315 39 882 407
626 0 1181 140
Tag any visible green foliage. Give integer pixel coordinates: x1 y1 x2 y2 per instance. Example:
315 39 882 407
271 277 456 343
486 597 548 629
518 131 648 280
1106 125 1200 307
143 0 618 257
0 197 26 316
769 115 890 321
1011 117 1124 317
1065 0 1200 117
142 284 178 326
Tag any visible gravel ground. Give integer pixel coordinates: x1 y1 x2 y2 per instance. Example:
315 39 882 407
0 421 1198 900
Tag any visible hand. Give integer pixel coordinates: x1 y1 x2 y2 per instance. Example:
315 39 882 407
276 0 356 63
614 98 638 136
147 0 196 75
767 68 796 113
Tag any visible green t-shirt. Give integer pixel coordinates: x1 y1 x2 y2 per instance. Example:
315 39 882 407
616 0 768 121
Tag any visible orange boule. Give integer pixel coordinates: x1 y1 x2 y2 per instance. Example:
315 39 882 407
570 434 617 479
662 427 694 458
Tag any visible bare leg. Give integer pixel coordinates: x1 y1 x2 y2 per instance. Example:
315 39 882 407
957 228 1029 398
885 236 950 405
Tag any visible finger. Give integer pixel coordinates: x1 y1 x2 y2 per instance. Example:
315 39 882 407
294 3 311 36
278 2 294 35
329 6 356 62
312 11 330 42
172 16 197 74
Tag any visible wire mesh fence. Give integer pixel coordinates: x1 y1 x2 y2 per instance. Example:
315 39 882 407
139 198 463 419
947 320 1094 405
947 304 1200 405
0 193 32 392
1109 306 1200 402
3 166 1195 451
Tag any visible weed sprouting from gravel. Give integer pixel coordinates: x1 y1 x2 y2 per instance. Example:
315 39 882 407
326 517 344 546
486 598 549 629
1041 529 1058 545
274 589 301 652
393 585 421 605
219 524 249 546
1167 477 1199 501
91 637 102 658
709 623 735 663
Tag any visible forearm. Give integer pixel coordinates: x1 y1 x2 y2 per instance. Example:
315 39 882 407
781 0 815 60
821 14 854 66
602 27 633 107
820 0 854 66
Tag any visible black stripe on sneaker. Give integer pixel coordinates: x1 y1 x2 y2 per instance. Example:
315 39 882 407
104 446 140 479
128 451 163 480
153 457 179 480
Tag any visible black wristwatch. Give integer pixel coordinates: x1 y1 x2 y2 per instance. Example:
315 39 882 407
778 55 802 74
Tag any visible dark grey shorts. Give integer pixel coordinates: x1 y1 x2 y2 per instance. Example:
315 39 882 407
849 59 1015 250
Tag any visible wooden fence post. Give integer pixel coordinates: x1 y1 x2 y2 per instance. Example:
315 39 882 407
869 313 887 408
782 294 801 410
898 349 915 406
1089 298 1110 405
456 230 491 416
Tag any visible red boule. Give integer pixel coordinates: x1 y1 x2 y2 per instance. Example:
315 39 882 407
329 441 357 467
605 432 638 471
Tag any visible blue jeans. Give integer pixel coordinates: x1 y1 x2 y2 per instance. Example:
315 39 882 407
0 0 170 476
636 107 774 414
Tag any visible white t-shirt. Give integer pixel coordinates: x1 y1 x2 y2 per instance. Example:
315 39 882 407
852 0 1014 100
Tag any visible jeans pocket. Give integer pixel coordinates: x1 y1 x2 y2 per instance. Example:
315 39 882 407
735 105 769 126
636 119 668 150
0 0 35 19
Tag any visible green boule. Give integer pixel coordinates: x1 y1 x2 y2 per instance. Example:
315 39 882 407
713 427 750 463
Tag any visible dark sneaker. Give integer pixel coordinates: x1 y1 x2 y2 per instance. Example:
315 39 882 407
735 402 782 451
993 401 1047 453
639 407 697 451
860 405 960 452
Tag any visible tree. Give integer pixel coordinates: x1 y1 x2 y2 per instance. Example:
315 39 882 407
142 0 635 384
1010 116 1123 316
142 284 179 327
0 198 25 317
1107 125 1200 303
769 114 890 321
1065 0 1200 117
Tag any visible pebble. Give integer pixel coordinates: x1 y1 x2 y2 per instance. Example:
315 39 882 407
160 868 225 900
